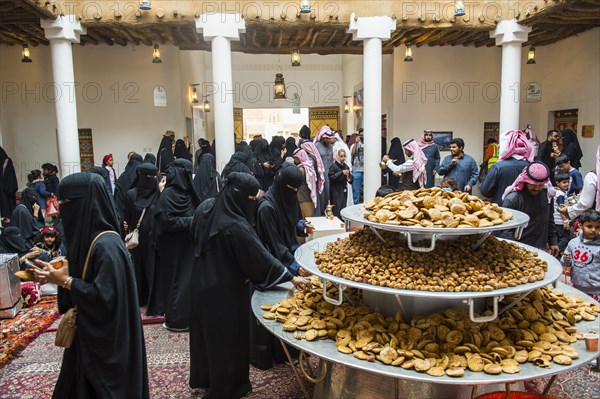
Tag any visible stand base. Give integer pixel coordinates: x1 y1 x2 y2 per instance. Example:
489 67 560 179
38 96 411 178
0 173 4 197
312 361 523 399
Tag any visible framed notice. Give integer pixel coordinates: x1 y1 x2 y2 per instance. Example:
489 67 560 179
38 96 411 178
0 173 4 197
153 86 167 107
525 82 542 103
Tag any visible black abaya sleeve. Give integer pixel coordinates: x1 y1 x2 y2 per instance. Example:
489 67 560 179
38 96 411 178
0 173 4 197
328 163 346 183
255 204 294 267
157 211 193 233
123 190 138 233
228 224 293 290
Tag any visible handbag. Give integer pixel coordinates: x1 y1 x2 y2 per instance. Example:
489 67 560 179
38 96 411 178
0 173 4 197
125 208 146 250
45 194 59 218
55 231 118 348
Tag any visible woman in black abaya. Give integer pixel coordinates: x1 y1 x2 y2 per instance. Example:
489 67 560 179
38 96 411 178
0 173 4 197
174 139 192 161
157 135 175 175
143 153 156 165
189 172 311 399
222 149 255 179
114 153 144 214
253 139 275 191
0 146 18 219
386 138 406 189
155 159 199 330
10 187 44 247
32 173 149 399
124 164 161 308
561 129 583 169
192 153 222 203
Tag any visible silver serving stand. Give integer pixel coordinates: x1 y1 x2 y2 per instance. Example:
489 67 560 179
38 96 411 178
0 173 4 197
252 283 600 399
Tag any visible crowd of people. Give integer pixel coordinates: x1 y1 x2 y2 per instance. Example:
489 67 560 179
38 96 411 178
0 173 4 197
0 123 598 398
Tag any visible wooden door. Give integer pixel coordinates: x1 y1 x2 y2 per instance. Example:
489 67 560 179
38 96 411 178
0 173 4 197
309 107 340 139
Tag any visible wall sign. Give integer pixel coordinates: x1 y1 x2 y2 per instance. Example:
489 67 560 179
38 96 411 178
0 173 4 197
153 86 167 107
525 82 542 103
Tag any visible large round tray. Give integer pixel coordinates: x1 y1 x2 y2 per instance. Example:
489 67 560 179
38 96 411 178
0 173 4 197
252 282 600 386
341 204 530 252
295 233 563 300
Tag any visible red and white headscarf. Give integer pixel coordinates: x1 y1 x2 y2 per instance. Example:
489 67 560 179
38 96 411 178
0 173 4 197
502 161 556 202
297 139 325 194
403 139 427 188
417 130 436 149
313 125 336 143
499 130 534 162
596 145 600 212
293 148 319 207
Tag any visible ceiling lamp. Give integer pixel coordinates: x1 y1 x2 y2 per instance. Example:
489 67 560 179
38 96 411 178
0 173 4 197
291 48 301 67
21 43 32 63
454 0 465 17
274 73 287 99
152 44 162 63
404 43 413 62
139 1 152 10
527 47 536 64
203 98 211 112
300 0 312 14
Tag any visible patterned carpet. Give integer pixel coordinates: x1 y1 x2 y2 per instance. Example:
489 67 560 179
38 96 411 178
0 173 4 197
0 296 60 368
0 322 313 399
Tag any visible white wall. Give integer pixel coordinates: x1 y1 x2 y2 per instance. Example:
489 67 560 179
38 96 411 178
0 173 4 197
0 43 186 188
520 28 600 173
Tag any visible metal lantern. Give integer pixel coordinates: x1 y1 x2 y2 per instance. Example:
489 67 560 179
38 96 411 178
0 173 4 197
291 48 301 67
454 0 465 17
139 1 152 10
21 44 32 63
152 44 162 63
527 47 536 64
344 101 350 113
404 44 413 62
203 99 211 112
191 88 199 104
300 0 311 14
274 73 286 99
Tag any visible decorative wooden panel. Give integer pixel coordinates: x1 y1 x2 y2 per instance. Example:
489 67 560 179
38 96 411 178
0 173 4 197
78 128 94 171
234 108 243 143
554 109 578 136
309 107 340 139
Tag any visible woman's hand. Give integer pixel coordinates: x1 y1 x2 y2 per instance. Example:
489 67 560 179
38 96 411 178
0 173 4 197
159 176 167 192
298 267 312 278
31 259 70 286
33 203 40 217
291 276 312 291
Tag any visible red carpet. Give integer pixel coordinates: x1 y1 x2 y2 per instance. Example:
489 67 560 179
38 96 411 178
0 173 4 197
0 296 60 368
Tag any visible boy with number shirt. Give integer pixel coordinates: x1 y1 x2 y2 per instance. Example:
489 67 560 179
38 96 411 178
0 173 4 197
561 209 600 301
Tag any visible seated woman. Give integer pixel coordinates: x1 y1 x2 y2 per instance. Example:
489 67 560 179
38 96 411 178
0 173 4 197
0 226 39 268
10 187 44 247
31 173 149 398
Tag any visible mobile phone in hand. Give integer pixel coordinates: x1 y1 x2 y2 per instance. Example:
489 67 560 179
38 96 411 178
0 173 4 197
23 259 43 270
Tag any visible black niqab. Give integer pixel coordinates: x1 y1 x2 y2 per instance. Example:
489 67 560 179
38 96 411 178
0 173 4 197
135 164 159 208
254 139 272 163
10 188 42 245
115 154 143 207
260 165 303 242
161 159 200 215
193 153 221 203
174 139 192 161
143 153 156 165
197 172 260 255
222 150 254 179
0 226 30 256
285 137 297 158
561 129 583 169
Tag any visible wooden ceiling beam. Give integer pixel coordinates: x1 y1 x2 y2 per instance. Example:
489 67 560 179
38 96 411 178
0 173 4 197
276 29 283 48
19 0 56 19
85 29 113 45
13 24 49 45
298 28 313 48
0 31 18 45
323 29 337 47
288 30 303 47
309 30 321 48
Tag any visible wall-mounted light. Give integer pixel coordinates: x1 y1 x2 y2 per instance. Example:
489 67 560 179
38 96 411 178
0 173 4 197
139 1 152 10
291 48 301 67
404 43 413 62
300 0 312 14
454 0 465 17
274 73 286 99
527 46 536 64
191 88 199 104
203 98 211 112
152 44 162 63
343 95 351 113
21 44 32 63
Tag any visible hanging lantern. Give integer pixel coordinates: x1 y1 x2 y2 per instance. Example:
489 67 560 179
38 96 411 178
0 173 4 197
152 44 162 63
21 43 32 63
527 47 536 64
274 73 286 99
300 0 311 14
291 48 301 67
139 1 152 10
404 44 413 62
454 0 465 17
344 101 350 113
203 98 211 112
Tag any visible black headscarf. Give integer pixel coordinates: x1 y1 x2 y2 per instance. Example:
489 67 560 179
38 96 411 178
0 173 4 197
0 226 30 257
270 136 286 167
195 139 212 166
0 146 18 218
18 187 37 215
197 172 261 255
388 137 406 165
561 129 583 169
88 166 112 194
135 164 159 208
115 154 144 203
193 153 221 203
157 136 175 174
261 164 304 240
299 125 311 140
285 137 297 158
222 150 254 179
161 159 200 215
254 139 272 164
143 153 156 165
174 139 192 161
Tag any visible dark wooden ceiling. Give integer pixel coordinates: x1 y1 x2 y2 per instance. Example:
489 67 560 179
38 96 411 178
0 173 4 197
0 0 598 54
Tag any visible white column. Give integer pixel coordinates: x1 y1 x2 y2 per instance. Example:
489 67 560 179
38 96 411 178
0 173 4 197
348 14 395 200
490 19 531 157
41 15 85 176
196 13 245 172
